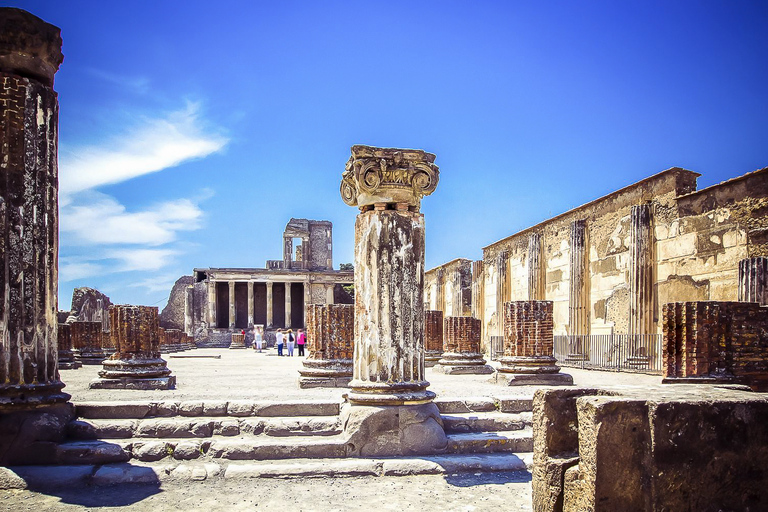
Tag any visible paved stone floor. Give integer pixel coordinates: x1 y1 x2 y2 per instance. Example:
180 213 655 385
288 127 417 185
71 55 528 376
60 347 662 402
5 349 661 510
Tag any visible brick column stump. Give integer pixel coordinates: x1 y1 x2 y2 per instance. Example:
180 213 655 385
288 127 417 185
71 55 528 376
424 310 444 367
495 301 573 386
90 305 175 390
57 324 81 370
298 304 354 388
433 316 494 375
230 332 246 349
339 145 448 457
71 321 107 365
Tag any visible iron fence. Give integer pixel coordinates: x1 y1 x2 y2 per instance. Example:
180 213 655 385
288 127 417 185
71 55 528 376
554 334 664 375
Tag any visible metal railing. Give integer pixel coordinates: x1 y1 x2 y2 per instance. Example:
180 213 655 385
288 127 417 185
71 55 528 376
554 334 664 374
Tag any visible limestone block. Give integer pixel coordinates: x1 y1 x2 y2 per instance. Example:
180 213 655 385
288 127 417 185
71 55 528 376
656 233 697 261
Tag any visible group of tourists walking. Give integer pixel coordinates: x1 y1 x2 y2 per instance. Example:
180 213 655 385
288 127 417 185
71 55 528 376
251 325 306 356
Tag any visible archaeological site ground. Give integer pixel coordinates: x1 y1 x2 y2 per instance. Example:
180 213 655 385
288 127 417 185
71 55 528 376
2 6 768 512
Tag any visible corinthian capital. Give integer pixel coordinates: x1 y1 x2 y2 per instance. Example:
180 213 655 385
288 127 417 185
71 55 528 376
340 145 439 211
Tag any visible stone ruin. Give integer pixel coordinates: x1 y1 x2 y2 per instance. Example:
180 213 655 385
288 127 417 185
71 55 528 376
298 304 354 388
433 316 494 374
423 310 444 367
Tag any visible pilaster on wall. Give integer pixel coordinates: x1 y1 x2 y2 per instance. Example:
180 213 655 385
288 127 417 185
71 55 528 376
495 251 509 338
527 233 545 301
739 257 768 306
435 268 445 313
471 260 485 325
568 220 589 336
629 204 654 335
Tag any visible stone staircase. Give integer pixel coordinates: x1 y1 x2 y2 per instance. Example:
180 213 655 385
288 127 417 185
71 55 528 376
3 396 534 486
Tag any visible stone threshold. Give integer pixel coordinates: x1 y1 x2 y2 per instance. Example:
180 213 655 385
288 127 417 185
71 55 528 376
0 453 532 488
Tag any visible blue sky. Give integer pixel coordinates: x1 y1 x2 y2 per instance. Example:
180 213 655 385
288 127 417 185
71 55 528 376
8 1 768 310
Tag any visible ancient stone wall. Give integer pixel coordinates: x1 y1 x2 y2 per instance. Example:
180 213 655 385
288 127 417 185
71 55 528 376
66 287 112 324
443 316 482 354
424 310 444 353
662 301 768 389
305 303 354 361
108 305 160 358
424 258 472 316
159 275 194 329
503 301 554 357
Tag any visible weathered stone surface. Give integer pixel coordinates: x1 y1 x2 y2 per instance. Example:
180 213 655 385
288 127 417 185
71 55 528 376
298 304 353 388
160 275 194 330
91 463 160 485
66 287 111 325
434 317 494 375
70 321 106 364
172 440 202 460
229 332 246 349
424 310 444 366
57 323 82 370
75 401 153 419
132 440 169 462
341 403 448 457
56 440 130 465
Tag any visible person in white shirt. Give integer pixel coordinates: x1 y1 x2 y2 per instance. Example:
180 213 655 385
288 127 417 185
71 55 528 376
253 325 264 352
276 328 284 356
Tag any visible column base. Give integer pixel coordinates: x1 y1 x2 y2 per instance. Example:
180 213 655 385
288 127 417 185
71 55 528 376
499 355 561 374
341 402 448 457
432 352 495 375
58 350 82 370
425 350 443 368
493 372 574 386
75 349 108 365
89 376 176 390
298 359 353 388
0 402 75 465
347 380 436 406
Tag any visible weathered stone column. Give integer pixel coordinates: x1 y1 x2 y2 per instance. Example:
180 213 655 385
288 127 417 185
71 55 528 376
184 285 193 335
298 304 353 388
57 324 81 370
0 9 72 464
339 145 446 457
71 321 106 365
496 250 509 338
247 281 254 328
90 305 175 390
435 268 445 312
228 280 236 329
471 260 484 320
285 282 292 328
629 204 654 335
527 233 545 301
567 220 590 362
424 310 444 367
739 257 768 306
434 316 494 374
207 279 216 328
266 281 274 328
496 301 573 386
325 284 335 305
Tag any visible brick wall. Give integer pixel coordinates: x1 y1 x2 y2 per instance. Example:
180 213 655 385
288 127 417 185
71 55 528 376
503 300 554 358
444 316 482 354
663 301 768 388
70 321 103 351
424 310 444 352
57 324 72 351
108 305 160 356
306 304 354 360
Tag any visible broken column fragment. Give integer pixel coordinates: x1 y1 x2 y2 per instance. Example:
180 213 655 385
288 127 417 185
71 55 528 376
496 301 573 386
90 305 175 390
298 304 354 388
57 323 81 370
433 316 494 374
339 145 447 456
424 310 444 367
230 331 246 349
71 321 107 365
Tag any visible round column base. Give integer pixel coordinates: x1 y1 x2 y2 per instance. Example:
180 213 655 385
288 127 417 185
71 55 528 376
425 351 443 368
98 357 173 379
499 355 561 374
0 382 70 408
433 352 495 375
348 380 435 406
298 359 353 388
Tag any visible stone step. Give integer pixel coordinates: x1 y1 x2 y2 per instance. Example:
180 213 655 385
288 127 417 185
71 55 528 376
434 396 534 414
67 415 342 440
441 412 532 434
1 453 533 488
74 400 341 420
446 428 534 454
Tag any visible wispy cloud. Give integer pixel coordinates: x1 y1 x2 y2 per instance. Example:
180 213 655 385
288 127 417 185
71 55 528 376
106 248 180 272
59 102 228 197
85 68 152 95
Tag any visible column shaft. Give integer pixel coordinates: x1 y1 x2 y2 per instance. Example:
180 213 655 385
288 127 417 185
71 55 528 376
266 281 273 328
228 281 235 329
207 279 216 327
629 204 653 335
285 282 292 328
247 281 254 328
568 220 589 336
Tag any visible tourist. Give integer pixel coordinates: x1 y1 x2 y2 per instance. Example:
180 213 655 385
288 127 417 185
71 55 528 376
254 325 263 352
297 328 306 356
276 328 284 356
286 329 295 356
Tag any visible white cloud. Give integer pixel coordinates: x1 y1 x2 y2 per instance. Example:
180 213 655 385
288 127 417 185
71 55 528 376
59 102 228 197
106 248 179 272
58 260 104 282
61 191 204 246
128 273 184 294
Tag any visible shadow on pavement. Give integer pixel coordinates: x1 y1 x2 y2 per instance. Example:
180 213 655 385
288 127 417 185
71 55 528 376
443 470 532 487
37 483 163 507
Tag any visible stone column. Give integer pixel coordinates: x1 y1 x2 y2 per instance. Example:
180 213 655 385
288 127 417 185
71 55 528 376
629 204 654 336
298 304 354 388
266 281 274 328
568 220 590 362
228 280 236 329
424 310 444 367
207 279 217 328
326 284 335 304
527 233 545 301
496 301 573 386
284 237 293 269
285 282 292 329
339 144 446 457
90 305 175 390
471 260 485 349
434 316 493 374
247 281 254 328
71 321 106 365
0 8 70 436
304 278 311 326
184 285 193 335
230 332 246 349
739 257 768 306
57 324 81 370
496 251 508 338
435 268 445 313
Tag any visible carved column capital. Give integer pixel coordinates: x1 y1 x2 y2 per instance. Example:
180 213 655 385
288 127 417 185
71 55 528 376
340 145 439 211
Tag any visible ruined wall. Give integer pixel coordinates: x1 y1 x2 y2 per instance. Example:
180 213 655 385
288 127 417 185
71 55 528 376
472 167 767 345
159 275 194 329
424 258 472 317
